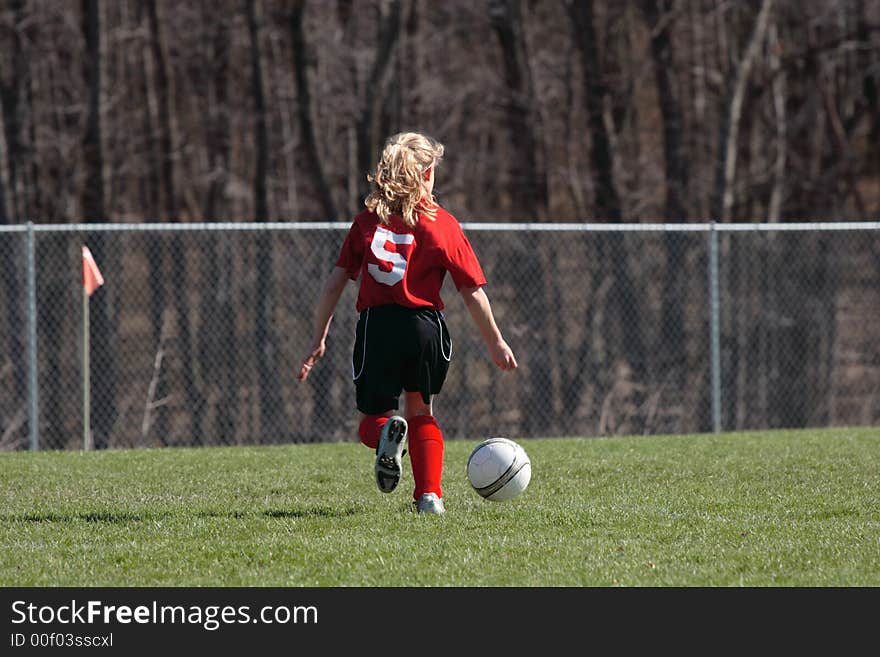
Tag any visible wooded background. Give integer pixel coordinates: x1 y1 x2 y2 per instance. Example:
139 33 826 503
0 0 878 449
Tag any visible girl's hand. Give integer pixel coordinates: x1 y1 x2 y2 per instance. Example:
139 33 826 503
297 341 326 381
489 339 518 371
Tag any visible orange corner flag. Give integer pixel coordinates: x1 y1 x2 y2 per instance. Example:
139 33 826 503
82 245 105 297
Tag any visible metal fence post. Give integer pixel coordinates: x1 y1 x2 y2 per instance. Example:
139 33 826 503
708 222 722 433
26 222 39 451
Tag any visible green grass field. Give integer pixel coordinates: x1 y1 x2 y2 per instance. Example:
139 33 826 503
1 427 878 586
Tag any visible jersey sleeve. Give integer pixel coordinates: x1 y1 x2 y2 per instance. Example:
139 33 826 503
445 223 487 290
335 221 364 280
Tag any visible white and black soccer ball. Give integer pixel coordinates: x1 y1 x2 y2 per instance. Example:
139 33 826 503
466 437 531 502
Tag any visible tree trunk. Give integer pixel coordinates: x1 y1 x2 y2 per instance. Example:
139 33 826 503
0 0 25 220
858 0 879 202
403 0 421 123
143 0 171 445
568 0 646 431
489 0 552 435
200 0 237 444
767 20 787 221
712 0 774 222
81 0 117 449
0 0 27 447
248 0 286 443
356 0 401 200
641 0 688 426
289 0 338 220
146 0 199 446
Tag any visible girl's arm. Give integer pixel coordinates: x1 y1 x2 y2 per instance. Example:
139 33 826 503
297 266 352 381
459 285 518 371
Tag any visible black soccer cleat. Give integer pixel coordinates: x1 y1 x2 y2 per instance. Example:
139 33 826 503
374 416 408 494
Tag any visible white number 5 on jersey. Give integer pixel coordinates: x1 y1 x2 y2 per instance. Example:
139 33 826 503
368 226 414 286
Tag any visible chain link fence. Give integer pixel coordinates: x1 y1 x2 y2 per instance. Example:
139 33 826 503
1 222 878 451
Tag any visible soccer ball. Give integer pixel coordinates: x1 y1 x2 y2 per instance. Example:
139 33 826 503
466 437 531 502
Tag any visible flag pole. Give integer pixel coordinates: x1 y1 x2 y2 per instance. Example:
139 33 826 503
83 280 91 451
81 245 103 451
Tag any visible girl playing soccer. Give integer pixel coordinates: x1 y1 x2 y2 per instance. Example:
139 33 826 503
296 132 517 514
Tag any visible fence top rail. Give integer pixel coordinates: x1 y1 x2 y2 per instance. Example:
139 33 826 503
1 221 879 233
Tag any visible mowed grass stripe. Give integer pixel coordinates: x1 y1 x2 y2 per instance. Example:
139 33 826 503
1 427 877 586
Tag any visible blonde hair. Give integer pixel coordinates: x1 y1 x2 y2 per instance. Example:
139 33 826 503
365 132 444 227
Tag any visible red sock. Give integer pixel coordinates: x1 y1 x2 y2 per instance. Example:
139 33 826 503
358 415 388 450
407 415 444 500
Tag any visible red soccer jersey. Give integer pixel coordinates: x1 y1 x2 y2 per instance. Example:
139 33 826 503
335 206 487 312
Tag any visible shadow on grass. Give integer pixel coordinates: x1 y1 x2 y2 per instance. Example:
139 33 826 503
5 505 361 524
262 506 361 519
8 511 166 524
196 506 362 519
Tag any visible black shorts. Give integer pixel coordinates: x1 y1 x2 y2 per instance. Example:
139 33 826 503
351 305 453 415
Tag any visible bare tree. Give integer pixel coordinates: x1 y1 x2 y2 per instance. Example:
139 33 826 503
355 0 402 201
712 0 774 222
640 0 688 423
248 0 287 443
489 0 556 433
289 0 338 220
198 0 237 444
0 0 25 220
146 0 199 445
567 0 647 432
80 0 118 448
0 0 27 446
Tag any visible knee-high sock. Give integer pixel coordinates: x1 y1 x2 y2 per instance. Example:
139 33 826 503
407 415 444 499
358 415 388 450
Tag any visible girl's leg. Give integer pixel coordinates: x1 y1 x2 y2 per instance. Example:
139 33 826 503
402 391 432 419
358 411 393 449
403 391 445 501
